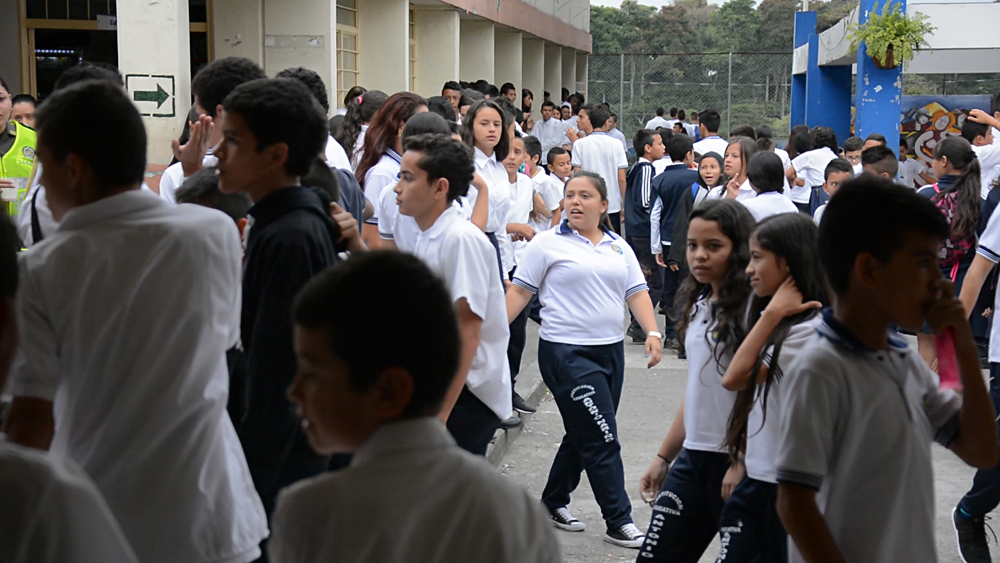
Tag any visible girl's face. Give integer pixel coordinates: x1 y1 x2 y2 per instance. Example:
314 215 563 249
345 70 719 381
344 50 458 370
505 138 525 174
473 107 503 154
724 144 743 178
563 177 608 232
0 86 11 124
700 158 721 187
561 107 571 120
687 217 734 291
523 94 533 107
747 234 789 298
932 155 956 178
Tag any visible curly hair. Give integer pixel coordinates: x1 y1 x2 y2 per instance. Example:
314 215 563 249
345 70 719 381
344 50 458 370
276 67 330 113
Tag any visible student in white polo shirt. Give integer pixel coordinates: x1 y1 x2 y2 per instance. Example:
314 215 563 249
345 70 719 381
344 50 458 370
462 99 512 283
3 80 267 563
570 103 628 235
394 133 512 455
710 137 759 201
964 110 1000 199
777 176 997 563
523 136 562 233
693 110 729 157
740 152 798 222
531 100 566 156
506 171 662 550
715 213 828 563
784 126 839 214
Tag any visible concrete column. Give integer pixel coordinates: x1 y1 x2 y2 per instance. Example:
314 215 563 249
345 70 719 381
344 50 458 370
544 43 562 106
460 19 495 83
814 66 853 146
522 38 545 121
790 11 815 132
494 31 522 95
561 49 576 96
359 0 409 93
262 0 335 108
117 0 191 166
576 52 588 99
854 0 905 149
804 32 822 127
415 10 460 99
211 0 264 63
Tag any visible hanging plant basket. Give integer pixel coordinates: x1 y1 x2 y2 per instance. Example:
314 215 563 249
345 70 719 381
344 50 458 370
848 1 935 71
873 45 897 70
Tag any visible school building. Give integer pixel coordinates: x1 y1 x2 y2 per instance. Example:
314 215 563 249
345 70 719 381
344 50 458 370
0 0 591 165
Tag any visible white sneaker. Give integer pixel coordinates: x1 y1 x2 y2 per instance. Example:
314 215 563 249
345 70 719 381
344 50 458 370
604 523 646 549
549 506 586 532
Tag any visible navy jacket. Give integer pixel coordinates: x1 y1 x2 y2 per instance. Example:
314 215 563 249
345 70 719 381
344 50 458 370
651 163 699 246
624 159 655 236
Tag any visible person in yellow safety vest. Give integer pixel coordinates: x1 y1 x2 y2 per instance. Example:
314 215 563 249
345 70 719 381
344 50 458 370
0 75 37 218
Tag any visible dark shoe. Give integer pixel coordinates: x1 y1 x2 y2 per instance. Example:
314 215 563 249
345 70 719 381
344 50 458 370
604 523 645 548
677 348 687 360
981 356 991 370
499 413 521 429
627 325 646 343
548 506 586 532
512 392 536 414
954 507 993 563
658 304 667 315
663 337 679 350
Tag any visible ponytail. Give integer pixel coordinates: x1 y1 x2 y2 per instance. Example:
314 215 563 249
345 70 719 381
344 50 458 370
335 90 387 158
932 136 982 237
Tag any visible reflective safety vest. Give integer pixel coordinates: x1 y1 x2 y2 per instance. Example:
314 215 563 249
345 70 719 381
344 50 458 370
1 121 37 217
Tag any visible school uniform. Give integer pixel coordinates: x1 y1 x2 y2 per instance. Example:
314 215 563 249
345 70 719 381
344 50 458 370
325 135 353 170
0 438 138 563
898 157 925 190
652 156 673 176
646 116 671 130
693 135 729 158
777 310 962 563
532 117 567 156
812 203 827 225
512 221 647 532
649 163 699 339
739 190 798 222
414 203 512 454
8 190 268 563
268 418 561 563
505 172 537 387
571 131 629 234
974 139 1000 199
468 147 511 282
362 149 402 226
377 179 419 252
638 296 738 562
158 153 218 204
790 147 837 209
708 179 757 202
665 182 711 268
563 115 580 145
608 127 629 153
351 125 368 170
715 316 820 563
529 170 563 234
624 157 663 333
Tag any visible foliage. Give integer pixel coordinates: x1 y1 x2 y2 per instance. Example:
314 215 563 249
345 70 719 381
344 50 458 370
847 1 935 69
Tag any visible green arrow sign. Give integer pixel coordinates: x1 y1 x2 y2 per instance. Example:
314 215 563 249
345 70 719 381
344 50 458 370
133 84 170 108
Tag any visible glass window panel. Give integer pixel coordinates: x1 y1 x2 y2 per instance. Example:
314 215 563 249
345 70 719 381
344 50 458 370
189 0 207 22
26 0 46 18
336 8 355 28
336 0 356 9
343 53 357 72
341 32 356 52
47 0 68 19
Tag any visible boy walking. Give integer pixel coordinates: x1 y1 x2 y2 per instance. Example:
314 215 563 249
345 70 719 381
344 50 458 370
570 103 628 234
624 129 665 342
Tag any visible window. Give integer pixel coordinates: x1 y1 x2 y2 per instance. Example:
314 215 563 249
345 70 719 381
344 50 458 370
27 0 115 19
336 0 359 102
409 7 416 92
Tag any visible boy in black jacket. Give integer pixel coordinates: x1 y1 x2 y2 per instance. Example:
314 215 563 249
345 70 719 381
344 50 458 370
624 129 665 342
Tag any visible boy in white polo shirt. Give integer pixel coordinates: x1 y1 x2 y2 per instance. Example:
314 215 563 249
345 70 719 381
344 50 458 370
571 103 628 234
776 176 997 563
395 133 512 455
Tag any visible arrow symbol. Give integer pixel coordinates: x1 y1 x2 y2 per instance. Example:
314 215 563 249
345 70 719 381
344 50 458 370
133 84 170 109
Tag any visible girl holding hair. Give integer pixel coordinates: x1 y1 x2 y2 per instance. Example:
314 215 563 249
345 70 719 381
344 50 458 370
785 126 839 213
636 199 756 562
506 171 662 549
711 137 758 201
336 90 387 169
355 92 428 248
741 152 799 222
715 212 829 563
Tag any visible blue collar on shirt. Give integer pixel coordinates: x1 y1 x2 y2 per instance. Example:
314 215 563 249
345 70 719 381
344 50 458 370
936 174 958 191
557 218 619 239
386 148 402 164
816 308 907 352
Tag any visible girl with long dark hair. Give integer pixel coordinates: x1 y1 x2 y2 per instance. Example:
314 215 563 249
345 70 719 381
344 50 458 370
336 90 387 169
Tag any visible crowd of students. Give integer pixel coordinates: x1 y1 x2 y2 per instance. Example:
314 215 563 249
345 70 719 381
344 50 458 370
2 56 1000 563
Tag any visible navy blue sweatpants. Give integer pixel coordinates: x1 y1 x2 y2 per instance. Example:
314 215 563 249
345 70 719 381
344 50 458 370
539 339 632 529
959 363 1000 516
716 476 787 563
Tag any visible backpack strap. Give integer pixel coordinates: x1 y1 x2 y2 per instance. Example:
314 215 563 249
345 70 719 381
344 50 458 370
933 183 940 194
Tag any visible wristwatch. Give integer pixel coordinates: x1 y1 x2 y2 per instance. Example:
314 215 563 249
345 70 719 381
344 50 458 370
647 331 663 340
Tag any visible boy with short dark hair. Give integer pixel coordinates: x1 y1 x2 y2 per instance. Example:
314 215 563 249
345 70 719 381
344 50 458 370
215 77 364 526
275 67 352 170
861 144 899 179
570 103 628 233
693 109 727 157
965 109 1000 199
776 176 998 563
268 251 558 562
842 136 865 173
811 157 854 224
176 166 252 228
624 129 665 342
863 132 887 150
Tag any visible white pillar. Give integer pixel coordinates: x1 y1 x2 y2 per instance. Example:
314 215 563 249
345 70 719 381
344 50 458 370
522 38 544 121
211 0 264 64
494 31 522 94
262 0 336 107
576 52 588 100
562 48 576 96
117 0 191 166
460 19 494 84
544 43 562 105
415 10 460 99
359 0 409 93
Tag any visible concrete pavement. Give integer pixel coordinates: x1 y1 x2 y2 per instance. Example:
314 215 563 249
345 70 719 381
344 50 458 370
499 322 996 563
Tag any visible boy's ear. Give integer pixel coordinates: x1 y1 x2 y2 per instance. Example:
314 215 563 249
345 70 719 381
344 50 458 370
853 252 880 291
434 177 450 201
262 142 290 170
373 367 414 420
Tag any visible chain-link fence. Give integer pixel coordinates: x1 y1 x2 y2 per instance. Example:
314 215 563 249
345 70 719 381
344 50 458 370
588 53 794 143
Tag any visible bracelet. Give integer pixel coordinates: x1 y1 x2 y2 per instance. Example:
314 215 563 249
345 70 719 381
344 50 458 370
657 453 672 464
647 331 663 340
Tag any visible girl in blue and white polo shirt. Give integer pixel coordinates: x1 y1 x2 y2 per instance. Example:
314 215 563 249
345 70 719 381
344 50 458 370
506 171 662 550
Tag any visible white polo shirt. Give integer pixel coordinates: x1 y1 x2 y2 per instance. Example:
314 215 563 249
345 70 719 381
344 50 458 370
512 221 647 346
503 172 536 269
268 418 560 563
413 204 513 421
975 139 1000 199
813 203 827 225
377 179 421 252
740 190 798 222
790 147 838 202
972 210 1000 362
683 296 738 452
158 153 218 204
646 116 671 130
9 191 268 563
530 172 563 234
693 135 729 158
0 439 138 563
652 156 673 176
362 149 402 224
469 147 511 236
744 315 821 484
532 117 566 156
325 135 352 170
776 312 961 563
570 132 629 214
707 179 756 202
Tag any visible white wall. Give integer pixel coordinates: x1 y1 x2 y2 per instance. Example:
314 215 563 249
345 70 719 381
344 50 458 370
495 31 523 95
212 0 264 63
460 19 495 83
415 10 460 98
522 38 545 121
359 0 409 93
544 43 562 104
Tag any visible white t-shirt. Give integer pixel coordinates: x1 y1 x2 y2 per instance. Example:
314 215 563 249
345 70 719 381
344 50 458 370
362 149 402 224
744 316 821 483
777 314 961 563
9 191 268 563
377 179 420 253
790 147 838 203
652 156 674 176
268 419 560 563
740 191 798 222
325 135 352 170
0 439 138 563
570 132 628 214
645 116 671 130
813 203 827 225
512 223 647 346
682 297 738 452
503 172 536 269
693 136 729 159
413 205 512 420
898 158 926 190
158 154 219 204
530 172 563 233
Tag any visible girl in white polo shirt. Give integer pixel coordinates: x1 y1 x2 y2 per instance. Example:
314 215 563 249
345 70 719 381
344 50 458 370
716 212 829 563
462 99 512 282
740 152 799 222
636 199 756 562
711 137 759 201
506 171 662 550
